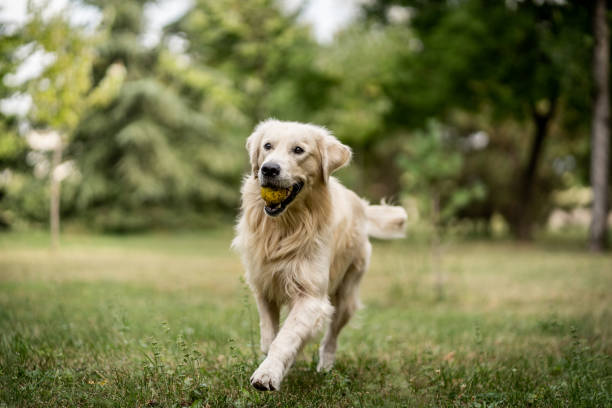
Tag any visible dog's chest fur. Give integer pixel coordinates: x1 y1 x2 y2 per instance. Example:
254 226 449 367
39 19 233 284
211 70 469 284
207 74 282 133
233 177 334 303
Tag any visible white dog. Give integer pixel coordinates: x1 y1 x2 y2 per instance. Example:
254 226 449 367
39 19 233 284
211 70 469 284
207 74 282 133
232 119 407 391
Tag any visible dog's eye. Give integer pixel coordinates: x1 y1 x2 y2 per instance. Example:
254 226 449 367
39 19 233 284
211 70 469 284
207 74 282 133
263 143 272 150
293 146 304 154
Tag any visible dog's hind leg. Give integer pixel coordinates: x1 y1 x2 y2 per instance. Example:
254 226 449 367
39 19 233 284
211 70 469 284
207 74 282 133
316 268 362 372
317 242 371 372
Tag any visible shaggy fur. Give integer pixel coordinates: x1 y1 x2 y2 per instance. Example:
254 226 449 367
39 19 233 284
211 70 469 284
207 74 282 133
232 119 406 391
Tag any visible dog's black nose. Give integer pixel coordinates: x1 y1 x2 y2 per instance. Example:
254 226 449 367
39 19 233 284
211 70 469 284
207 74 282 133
261 162 281 177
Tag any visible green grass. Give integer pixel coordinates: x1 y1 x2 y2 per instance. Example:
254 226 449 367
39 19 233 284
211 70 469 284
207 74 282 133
0 229 610 407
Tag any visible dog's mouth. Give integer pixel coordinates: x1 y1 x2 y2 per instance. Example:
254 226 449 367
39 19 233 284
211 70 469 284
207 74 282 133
261 181 304 217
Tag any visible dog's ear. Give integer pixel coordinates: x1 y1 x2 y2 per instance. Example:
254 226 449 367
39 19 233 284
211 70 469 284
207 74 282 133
246 130 262 178
319 132 352 184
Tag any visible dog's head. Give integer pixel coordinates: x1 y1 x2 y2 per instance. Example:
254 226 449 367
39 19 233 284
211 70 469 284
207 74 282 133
246 119 352 217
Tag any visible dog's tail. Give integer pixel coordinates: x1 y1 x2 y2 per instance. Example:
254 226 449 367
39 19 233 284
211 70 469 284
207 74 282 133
365 202 407 239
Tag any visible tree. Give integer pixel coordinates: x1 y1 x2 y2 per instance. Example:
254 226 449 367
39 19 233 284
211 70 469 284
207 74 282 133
398 122 485 299
589 0 610 251
71 0 245 231
364 0 592 239
314 24 413 197
169 0 331 125
0 22 29 228
3 5 96 246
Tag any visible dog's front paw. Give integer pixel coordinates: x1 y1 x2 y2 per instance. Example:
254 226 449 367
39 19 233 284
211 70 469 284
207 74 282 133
250 358 283 391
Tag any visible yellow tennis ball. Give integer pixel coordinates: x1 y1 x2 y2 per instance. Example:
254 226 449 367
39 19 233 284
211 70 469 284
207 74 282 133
261 186 291 205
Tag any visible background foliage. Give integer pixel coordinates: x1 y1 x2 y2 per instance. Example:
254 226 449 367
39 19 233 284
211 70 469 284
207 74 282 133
0 0 607 239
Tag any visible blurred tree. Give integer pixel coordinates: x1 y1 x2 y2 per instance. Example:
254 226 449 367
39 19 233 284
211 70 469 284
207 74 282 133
398 121 485 298
168 0 332 125
364 0 592 239
0 5 97 242
590 0 610 251
0 113 26 229
0 25 28 228
72 0 243 231
22 9 95 248
314 24 412 197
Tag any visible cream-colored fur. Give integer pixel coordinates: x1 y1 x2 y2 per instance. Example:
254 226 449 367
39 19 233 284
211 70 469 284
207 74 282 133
232 119 406 391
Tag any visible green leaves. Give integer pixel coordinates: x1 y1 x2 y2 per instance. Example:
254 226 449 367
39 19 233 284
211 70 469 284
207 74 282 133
62 1 252 230
170 0 327 123
22 10 95 133
316 25 412 147
399 121 486 225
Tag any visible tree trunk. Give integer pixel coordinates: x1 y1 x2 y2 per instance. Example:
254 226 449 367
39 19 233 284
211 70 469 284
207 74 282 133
431 191 444 300
50 143 62 250
590 0 610 252
514 107 554 240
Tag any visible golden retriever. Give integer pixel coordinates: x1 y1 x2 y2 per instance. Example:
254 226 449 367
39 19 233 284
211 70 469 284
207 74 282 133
232 119 407 391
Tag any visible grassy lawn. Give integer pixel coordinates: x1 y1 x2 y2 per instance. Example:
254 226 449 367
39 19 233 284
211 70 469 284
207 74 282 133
0 228 610 407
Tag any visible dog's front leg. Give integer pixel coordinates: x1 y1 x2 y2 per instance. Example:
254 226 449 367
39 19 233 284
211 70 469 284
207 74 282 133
254 293 279 354
250 296 333 391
